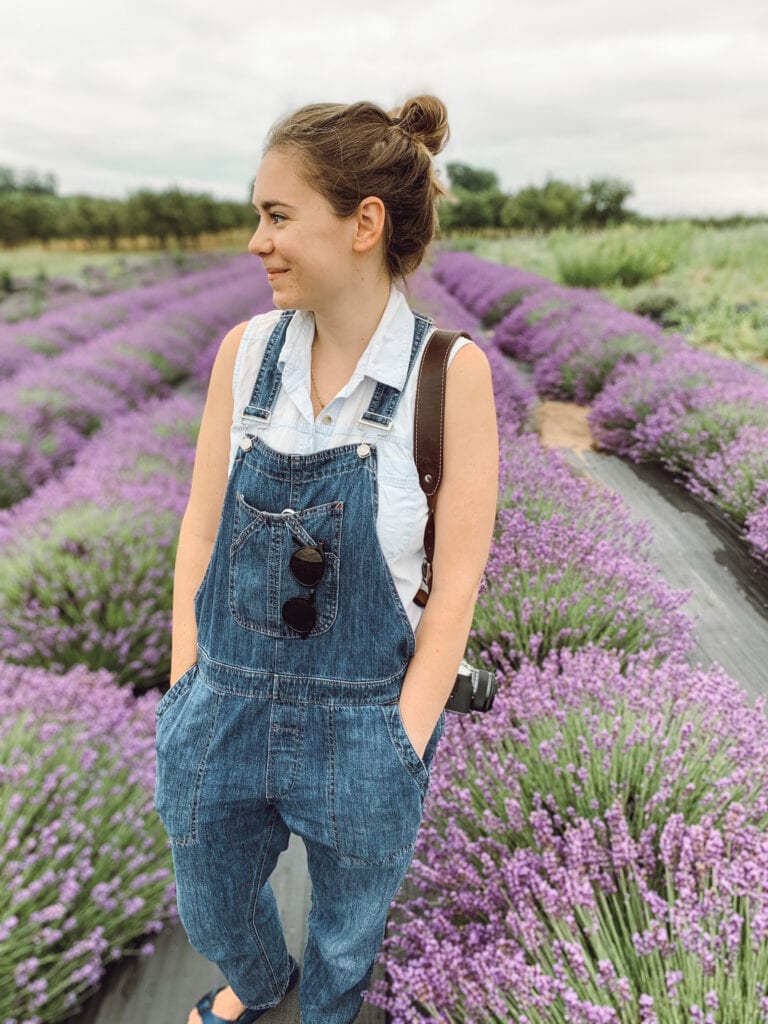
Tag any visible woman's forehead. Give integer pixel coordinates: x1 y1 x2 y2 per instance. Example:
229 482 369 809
252 149 309 205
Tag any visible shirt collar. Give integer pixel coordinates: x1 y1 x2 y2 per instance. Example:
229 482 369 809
278 284 417 392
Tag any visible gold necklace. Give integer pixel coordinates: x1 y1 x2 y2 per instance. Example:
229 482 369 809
310 339 327 411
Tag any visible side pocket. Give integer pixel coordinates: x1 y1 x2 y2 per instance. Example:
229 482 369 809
380 701 430 798
153 665 218 844
155 662 198 721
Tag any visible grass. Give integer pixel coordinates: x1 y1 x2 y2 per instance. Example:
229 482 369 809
451 222 768 363
0 229 250 279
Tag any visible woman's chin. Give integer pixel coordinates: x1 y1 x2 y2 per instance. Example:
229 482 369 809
271 291 294 310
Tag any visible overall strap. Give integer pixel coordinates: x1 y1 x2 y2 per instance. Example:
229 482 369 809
241 310 295 425
412 329 472 607
358 313 434 431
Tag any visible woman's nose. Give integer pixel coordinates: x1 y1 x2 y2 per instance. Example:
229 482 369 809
248 221 272 256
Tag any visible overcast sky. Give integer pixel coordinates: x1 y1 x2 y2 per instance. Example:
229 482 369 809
4 0 767 217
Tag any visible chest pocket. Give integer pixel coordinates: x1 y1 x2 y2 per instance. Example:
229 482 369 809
228 495 343 638
375 455 428 564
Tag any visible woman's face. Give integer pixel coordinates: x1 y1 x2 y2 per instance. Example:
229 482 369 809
248 148 358 312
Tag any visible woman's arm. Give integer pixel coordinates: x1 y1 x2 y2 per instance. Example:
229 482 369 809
168 321 248 686
398 342 499 757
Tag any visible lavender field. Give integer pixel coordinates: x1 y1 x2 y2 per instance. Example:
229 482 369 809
1 249 767 1024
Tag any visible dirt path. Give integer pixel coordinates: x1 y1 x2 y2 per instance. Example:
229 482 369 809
534 399 597 456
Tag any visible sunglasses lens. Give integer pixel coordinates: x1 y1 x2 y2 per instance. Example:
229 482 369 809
282 596 315 636
290 545 325 587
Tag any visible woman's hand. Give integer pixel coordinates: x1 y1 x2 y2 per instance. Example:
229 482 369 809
398 695 442 760
169 662 197 689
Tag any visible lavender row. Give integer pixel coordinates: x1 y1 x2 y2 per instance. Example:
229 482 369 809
407 266 537 436
370 427 767 1021
0 660 176 1024
0 394 202 688
470 434 694 670
0 268 272 508
490 278 768 559
370 646 768 1022
590 351 768 558
493 283 682 402
433 252 768 562
0 255 253 379
431 248 551 324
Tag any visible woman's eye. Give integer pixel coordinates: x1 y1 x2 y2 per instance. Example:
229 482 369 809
271 212 286 224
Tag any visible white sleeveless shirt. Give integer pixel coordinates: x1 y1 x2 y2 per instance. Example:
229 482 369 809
228 284 473 635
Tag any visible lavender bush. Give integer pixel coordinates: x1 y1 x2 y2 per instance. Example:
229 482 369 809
590 352 768 558
493 285 681 403
369 648 768 1023
747 491 768 557
0 256 249 379
0 394 200 688
407 267 537 436
0 660 175 1024
407 266 484 336
431 249 551 325
0 268 271 506
469 434 694 670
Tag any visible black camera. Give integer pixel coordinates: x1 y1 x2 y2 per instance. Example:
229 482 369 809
444 659 499 715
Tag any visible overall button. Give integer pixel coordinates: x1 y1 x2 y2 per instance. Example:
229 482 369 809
357 443 371 459
239 435 253 451
321 414 333 425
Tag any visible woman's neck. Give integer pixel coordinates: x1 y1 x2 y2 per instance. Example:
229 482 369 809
311 273 393 360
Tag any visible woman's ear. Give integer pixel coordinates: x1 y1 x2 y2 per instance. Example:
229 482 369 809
352 196 386 253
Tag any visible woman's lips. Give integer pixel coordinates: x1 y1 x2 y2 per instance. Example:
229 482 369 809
266 268 288 282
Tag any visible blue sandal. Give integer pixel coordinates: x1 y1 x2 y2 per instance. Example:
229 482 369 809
193 959 299 1023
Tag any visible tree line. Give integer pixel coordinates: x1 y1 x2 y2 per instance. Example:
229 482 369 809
440 163 638 232
0 166 252 248
3 161 763 249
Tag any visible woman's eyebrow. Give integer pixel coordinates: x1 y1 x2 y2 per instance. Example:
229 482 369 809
252 198 297 212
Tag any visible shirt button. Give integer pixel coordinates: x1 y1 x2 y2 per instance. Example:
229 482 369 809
321 414 332 425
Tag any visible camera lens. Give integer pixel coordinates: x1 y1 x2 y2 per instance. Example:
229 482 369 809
471 668 498 712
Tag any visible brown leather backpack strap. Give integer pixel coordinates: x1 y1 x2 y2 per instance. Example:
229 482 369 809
413 328 472 607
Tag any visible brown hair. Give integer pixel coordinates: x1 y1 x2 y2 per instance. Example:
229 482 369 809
264 95 449 279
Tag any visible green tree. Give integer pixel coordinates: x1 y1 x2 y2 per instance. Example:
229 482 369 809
501 179 585 232
440 188 505 231
0 194 27 246
20 194 61 245
446 162 500 193
582 177 634 227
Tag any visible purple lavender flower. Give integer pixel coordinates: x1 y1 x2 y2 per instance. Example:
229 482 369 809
0 263 273 506
471 434 694 668
431 249 551 323
368 648 768 1021
0 255 253 379
0 394 201 687
0 660 174 1022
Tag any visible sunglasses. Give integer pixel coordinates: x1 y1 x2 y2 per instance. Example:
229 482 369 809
282 540 326 636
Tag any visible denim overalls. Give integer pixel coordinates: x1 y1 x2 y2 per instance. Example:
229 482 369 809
154 309 445 1024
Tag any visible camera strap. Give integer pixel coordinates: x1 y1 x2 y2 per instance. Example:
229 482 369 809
412 327 472 607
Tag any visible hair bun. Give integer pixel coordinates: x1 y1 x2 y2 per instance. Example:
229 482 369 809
391 95 449 156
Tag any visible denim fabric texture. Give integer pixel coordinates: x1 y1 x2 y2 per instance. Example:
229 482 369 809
227 285 474 635
154 308 446 1023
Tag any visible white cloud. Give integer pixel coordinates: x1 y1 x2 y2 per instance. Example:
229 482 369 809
2 0 767 215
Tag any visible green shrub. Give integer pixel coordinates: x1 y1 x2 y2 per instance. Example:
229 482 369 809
552 226 686 288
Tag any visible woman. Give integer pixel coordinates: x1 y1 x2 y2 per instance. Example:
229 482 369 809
154 95 498 1024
